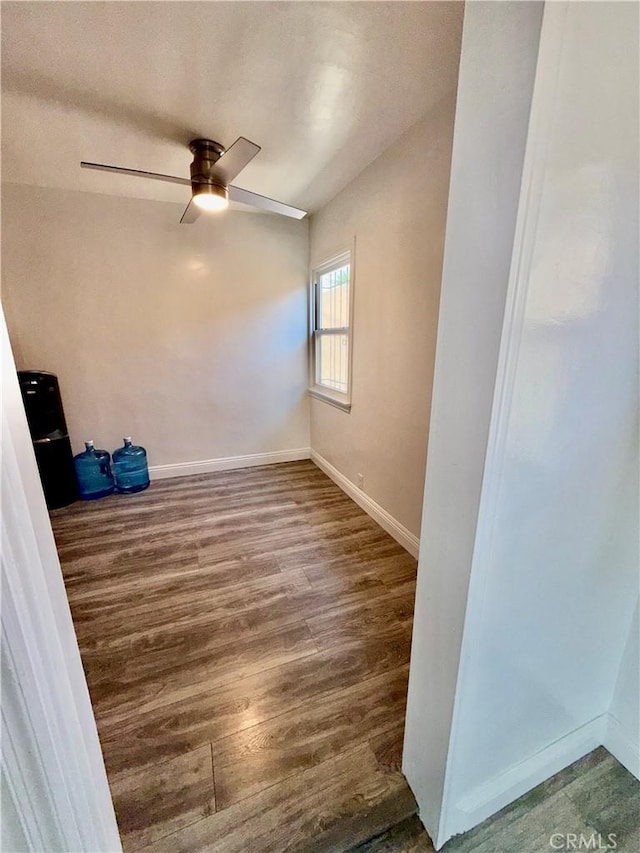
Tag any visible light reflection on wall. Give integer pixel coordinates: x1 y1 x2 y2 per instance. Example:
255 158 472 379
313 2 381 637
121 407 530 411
186 258 208 275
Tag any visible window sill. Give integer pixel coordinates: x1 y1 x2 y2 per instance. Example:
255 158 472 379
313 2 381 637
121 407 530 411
308 387 352 413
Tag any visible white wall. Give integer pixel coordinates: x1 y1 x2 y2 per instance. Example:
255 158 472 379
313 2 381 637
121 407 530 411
402 0 543 842
308 86 461 542
1 185 309 470
405 2 638 848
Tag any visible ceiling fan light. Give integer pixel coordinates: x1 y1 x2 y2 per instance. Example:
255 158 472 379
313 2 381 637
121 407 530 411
192 184 229 212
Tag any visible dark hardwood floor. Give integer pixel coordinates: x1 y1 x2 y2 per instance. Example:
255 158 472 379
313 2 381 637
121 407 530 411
51 461 418 852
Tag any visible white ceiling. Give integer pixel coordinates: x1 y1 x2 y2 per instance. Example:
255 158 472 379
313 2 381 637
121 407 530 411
1 1 462 215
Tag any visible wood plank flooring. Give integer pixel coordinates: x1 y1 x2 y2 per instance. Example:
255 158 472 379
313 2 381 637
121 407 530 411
51 461 418 852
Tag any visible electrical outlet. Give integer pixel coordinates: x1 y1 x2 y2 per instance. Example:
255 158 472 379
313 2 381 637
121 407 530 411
357 473 364 489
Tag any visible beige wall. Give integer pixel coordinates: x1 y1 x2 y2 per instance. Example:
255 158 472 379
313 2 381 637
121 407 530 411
2 184 310 466
309 96 458 537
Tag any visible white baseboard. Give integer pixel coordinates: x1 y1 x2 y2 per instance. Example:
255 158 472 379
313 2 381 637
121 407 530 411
604 713 640 780
149 448 311 480
441 715 608 846
310 450 420 558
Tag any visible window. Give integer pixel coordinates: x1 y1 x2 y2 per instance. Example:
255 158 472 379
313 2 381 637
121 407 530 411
309 249 353 411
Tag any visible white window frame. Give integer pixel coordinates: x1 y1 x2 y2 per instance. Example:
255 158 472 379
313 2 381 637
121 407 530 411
308 246 355 412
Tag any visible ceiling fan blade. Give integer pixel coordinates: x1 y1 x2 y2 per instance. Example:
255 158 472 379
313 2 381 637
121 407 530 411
228 185 307 220
210 137 261 185
81 161 190 186
180 198 201 224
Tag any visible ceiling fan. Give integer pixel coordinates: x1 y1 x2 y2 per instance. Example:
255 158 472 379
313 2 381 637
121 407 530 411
81 137 307 223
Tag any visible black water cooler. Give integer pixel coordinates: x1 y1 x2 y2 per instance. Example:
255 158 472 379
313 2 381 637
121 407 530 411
18 371 78 509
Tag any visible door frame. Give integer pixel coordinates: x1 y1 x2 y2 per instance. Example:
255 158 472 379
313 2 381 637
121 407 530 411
1 308 121 852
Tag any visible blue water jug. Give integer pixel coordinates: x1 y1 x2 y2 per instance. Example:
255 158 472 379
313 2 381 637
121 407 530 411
73 441 115 500
113 437 150 494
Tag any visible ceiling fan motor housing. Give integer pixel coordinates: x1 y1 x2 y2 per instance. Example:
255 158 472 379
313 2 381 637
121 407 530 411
189 138 227 198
